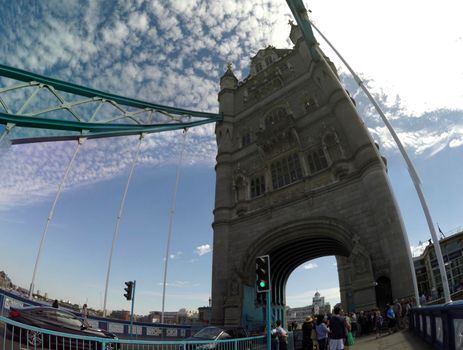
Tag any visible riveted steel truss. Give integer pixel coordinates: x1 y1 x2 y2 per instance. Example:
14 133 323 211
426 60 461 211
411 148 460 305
0 64 222 144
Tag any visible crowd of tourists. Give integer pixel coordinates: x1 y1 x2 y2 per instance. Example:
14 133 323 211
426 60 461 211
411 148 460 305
271 298 416 350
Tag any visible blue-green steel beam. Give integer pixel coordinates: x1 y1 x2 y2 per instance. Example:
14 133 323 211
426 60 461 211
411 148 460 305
286 0 321 61
0 64 221 119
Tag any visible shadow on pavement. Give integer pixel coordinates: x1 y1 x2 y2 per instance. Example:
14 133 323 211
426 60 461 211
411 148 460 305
354 330 434 350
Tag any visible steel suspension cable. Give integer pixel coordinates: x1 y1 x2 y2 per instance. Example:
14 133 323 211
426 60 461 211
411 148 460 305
161 128 188 323
29 138 85 298
102 134 144 316
309 19 450 305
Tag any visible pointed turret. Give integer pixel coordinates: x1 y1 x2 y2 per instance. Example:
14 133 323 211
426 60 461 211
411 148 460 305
220 63 238 91
289 20 303 45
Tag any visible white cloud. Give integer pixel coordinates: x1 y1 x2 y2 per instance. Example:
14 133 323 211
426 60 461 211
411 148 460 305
0 0 461 215
411 241 429 258
128 12 149 32
450 138 463 148
195 244 212 256
157 280 197 288
303 263 318 270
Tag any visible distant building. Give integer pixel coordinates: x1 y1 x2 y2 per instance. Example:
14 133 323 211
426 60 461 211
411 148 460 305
286 292 331 325
176 308 199 324
110 310 130 321
148 311 177 324
198 306 212 324
286 305 312 325
413 227 463 299
312 291 324 314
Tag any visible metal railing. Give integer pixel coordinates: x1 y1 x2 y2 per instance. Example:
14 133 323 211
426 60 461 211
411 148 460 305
409 301 463 350
0 316 266 350
0 290 193 339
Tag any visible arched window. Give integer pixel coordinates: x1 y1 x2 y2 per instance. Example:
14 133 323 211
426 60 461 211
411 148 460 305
265 107 286 128
307 147 328 174
271 153 302 189
250 175 266 198
241 131 251 147
324 133 343 162
265 56 273 66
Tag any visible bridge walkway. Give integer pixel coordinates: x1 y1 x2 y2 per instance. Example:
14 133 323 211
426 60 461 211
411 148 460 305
354 329 433 350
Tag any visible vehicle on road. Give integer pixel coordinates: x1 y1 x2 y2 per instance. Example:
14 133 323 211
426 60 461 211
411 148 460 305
188 326 248 341
7 306 118 349
186 326 250 350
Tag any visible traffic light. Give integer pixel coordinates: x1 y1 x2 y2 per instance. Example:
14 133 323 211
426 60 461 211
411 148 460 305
256 255 270 293
124 281 133 300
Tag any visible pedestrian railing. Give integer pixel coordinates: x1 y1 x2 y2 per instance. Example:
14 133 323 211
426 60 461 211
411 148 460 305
0 315 266 350
0 289 193 339
409 300 463 350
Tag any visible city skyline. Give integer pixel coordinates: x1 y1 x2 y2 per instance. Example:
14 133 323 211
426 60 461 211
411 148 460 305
0 0 462 314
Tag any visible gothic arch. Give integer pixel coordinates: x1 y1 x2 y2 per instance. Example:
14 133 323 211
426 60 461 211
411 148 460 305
240 217 359 304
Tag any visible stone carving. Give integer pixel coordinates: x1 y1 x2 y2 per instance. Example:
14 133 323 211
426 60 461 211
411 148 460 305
323 132 344 162
233 166 248 203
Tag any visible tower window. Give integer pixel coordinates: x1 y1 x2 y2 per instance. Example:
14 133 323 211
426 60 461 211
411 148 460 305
250 175 266 198
265 56 273 66
241 133 251 147
271 153 303 190
307 148 328 173
265 107 286 128
256 62 263 72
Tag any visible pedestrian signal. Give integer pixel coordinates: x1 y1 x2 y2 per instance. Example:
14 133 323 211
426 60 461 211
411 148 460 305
255 255 270 293
124 281 133 300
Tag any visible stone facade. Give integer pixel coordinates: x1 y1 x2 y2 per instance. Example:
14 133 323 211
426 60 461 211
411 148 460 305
212 25 414 327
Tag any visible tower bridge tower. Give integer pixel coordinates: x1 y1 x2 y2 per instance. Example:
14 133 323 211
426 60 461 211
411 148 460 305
212 24 413 327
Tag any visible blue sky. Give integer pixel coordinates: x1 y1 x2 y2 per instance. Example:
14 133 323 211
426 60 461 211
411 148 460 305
0 0 462 314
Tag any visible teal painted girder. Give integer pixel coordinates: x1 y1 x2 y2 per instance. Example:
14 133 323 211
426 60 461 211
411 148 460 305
286 0 321 61
0 63 222 143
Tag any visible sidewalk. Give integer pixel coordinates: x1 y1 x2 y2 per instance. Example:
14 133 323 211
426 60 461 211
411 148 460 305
353 330 434 350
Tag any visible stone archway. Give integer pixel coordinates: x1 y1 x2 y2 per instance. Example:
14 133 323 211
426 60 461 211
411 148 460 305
375 276 393 310
234 218 376 329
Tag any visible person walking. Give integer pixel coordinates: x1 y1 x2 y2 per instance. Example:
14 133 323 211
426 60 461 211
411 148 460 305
328 307 348 350
386 304 396 334
315 315 329 350
302 316 314 350
272 320 288 350
81 304 88 319
393 299 402 330
375 310 383 339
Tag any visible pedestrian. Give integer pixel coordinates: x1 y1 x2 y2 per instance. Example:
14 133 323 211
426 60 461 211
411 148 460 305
271 320 288 350
315 315 329 350
386 304 395 334
394 299 402 330
357 311 365 336
327 307 348 350
82 303 88 319
311 319 319 350
404 299 412 328
52 299 59 308
375 310 383 338
420 293 426 306
302 316 314 350
270 324 278 350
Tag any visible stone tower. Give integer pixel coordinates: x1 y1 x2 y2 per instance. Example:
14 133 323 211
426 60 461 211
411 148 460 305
212 25 414 327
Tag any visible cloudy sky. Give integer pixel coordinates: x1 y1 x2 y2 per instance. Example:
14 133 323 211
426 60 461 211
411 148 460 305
0 0 462 314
